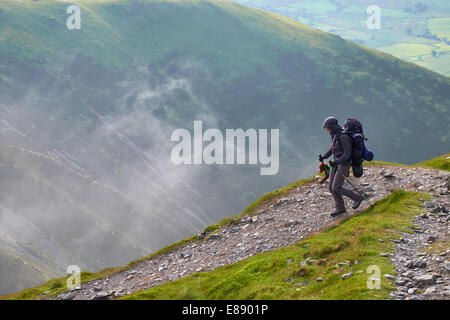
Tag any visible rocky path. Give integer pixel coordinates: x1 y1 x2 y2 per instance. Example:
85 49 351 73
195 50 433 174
56 165 449 300
389 196 449 300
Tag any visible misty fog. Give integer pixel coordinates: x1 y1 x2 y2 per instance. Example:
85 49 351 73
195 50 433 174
0 59 313 294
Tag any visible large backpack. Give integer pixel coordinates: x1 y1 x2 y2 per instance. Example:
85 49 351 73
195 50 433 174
339 118 374 177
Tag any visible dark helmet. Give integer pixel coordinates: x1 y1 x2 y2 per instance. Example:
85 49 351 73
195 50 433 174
322 116 338 129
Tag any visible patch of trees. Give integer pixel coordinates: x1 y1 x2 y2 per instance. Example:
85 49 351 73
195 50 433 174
418 29 440 41
416 29 450 45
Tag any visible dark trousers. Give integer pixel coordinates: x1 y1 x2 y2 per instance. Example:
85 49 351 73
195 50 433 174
329 164 360 210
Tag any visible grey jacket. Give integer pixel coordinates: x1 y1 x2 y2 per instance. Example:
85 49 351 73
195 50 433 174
323 133 352 166
322 117 352 166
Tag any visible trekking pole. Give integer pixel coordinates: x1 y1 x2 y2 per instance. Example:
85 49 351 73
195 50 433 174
341 173 373 207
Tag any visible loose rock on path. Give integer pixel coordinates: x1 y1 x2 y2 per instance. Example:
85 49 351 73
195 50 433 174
54 165 449 300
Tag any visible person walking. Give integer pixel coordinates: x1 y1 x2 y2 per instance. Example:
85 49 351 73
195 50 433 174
319 116 362 217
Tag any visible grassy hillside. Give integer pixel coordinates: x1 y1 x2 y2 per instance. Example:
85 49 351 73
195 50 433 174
414 152 450 171
0 0 449 293
121 190 429 300
3 153 447 300
365 152 450 172
0 246 55 294
0 0 449 162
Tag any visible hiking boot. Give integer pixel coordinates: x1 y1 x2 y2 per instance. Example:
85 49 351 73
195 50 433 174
330 208 346 217
352 195 363 209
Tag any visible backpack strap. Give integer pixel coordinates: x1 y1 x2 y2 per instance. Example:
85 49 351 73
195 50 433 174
332 131 345 156
336 131 354 160
336 131 348 146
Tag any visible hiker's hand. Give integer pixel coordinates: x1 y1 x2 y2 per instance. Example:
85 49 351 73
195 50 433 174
329 160 336 167
319 154 324 162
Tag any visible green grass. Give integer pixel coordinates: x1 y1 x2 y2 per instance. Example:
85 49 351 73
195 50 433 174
416 52 450 76
378 43 437 59
428 18 450 39
121 190 430 300
414 152 450 171
0 0 331 73
377 40 450 76
238 1 449 76
365 152 450 172
1 0 449 167
0 271 105 300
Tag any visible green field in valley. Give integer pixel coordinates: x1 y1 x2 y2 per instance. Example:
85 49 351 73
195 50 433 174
234 0 450 76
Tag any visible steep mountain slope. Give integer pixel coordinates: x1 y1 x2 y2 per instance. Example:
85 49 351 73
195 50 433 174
3 153 448 300
0 0 449 293
0 246 55 295
1 0 449 168
0 137 149 293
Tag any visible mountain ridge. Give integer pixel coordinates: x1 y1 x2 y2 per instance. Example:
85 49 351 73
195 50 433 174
0 0 449 295
2 153 448 300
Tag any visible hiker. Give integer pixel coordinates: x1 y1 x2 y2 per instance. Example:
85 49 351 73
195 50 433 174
319 116 362 217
